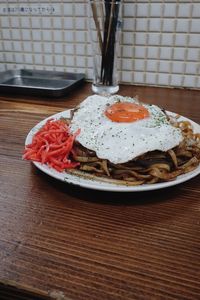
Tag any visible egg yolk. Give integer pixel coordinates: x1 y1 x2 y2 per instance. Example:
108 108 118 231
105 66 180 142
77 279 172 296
105 102 150 122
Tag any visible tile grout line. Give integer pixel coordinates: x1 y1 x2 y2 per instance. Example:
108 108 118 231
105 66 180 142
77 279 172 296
7 0 16 69
155 0 165 86
27 0 35 68
61 0 66 72
38 3 45 70
49 0 56 71
0 15 7 71
16 0 25 70
143 0 151 85
84 2 88 78
181 1 193 88
0 0 199 89
72 2 77 73
131 1 137 85
168 0 179 86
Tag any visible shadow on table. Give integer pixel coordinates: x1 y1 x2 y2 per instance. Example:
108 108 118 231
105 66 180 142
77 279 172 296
32 165 199 206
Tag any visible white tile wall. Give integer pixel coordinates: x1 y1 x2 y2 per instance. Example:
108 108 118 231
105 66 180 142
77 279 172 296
0 0 199 89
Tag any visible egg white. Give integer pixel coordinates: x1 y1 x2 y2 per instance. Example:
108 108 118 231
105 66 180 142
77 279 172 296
70 95 183 164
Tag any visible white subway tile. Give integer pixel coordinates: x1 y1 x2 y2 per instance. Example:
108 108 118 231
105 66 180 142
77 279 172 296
122 45 133 57
122 58 132 71
43 30 52 41
75 18 86 30
159 61 171 73
54 43 63 54
44 43 52 53
146 72 156 84
136 19 148 31
164 3 177 17
185 62 198 74
12 29 21 40
34 55 43 65
32 17 41 29
75 31 86 43
4 41 13 51
178 4 191 17
63 18 73 30
42 18 51 29
175 34 187 47
146 60 157 72
148 47 159 59
55 55 63 66
23 42 32 52
2 29 11 39
158 73 169 86
121 71 132 82
150 4 162 17
123 32 133 45
22 29 31 40
191 19 200 33
161 33 173 46
173 48 185 60
163 19 175 32
135 46 146 58
76 56 86 68
149 19 162 32
1 17 9 28
54 30 63 42
11 17 20 28
137 4 149 17
172 61 184 73
123 18 135 31
134 71 144 83
176 20 190 33
148 33 160 45
134 59 145 71
124 3 135 17
160 47 173 59
75 4 85 17
65 44 74 55
187 48 199 61
170 74 183 86
135 33 146 45
32 30 41 41
76 44 85 55
15 53 24 64
184 75 196 87
192 4 200 17
64 31 74 43
20 17 30 29
53 17 62 29
33 42 42 53
189 34 200 47
63 3 73 16
24 53 33 64
87 44 92 56
13 41 22 52
66 56 75 67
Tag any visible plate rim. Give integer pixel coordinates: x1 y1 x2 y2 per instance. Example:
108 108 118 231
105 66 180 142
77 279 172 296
24 109 200 192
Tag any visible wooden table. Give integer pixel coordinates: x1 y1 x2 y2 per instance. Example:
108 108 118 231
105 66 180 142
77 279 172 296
0 83 200 300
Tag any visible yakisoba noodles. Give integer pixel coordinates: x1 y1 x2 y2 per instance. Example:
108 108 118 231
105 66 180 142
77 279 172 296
66 95 200 186
67 117 200 186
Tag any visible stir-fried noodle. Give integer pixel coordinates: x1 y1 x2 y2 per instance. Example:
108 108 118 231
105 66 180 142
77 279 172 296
67 115 200 186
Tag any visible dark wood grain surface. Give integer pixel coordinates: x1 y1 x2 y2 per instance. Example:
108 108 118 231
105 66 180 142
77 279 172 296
0 83 200 300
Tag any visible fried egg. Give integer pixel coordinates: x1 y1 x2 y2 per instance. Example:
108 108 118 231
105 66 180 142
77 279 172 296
70 95 183 164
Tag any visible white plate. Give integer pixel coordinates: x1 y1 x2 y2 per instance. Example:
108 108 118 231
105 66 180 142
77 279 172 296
25 110 200 192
